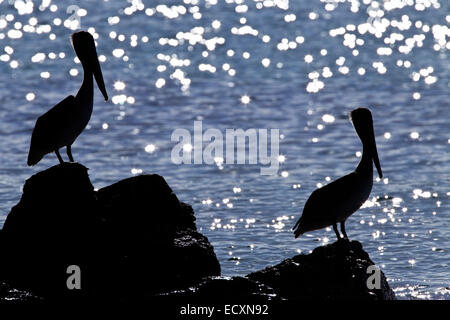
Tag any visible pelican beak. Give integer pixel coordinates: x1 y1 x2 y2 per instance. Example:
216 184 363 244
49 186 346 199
370 128 383 179
92 52 108 101
71 31 108 101
351 107 383 179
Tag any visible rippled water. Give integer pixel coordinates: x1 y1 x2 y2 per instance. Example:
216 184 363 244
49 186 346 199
0 0 449 300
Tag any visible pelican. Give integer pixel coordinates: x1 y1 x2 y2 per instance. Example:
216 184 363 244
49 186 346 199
27 31 108 166
293 107 383 240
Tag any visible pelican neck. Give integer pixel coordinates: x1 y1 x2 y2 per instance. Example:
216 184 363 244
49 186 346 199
355 144 373 175
75 62 94 100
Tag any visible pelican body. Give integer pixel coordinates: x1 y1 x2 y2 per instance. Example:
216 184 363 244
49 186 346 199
293 108 383 240
27 31 108 166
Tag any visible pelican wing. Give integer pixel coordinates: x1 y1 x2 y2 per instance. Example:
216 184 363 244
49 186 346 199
27 95 76 166
293 172 363 236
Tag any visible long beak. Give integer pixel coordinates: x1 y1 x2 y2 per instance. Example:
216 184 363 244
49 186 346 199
92 52 108 101
369 129 383 179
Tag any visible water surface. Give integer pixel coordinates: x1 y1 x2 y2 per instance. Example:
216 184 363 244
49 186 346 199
0 0 448 299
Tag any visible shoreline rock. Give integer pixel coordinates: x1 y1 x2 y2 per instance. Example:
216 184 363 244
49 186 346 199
0 163 220 301
247 239 396 301
157 276 280 303
0 163 395 302
155 240 395 303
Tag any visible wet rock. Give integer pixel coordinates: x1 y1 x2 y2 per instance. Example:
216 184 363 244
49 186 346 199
247 239 396 300
0 163 395 303
157 276 280 303
0 281 43 303
0 163 220 301
1 163 100 299
151 241 395 305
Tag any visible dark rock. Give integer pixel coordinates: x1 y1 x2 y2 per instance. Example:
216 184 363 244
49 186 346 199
150 240 395 305
247 239 395 300
169 230 222 288
0 163 396 303
157 276 280 303
96 174 197 232
0 163 220 301
0 281 43 303
1 163 100 299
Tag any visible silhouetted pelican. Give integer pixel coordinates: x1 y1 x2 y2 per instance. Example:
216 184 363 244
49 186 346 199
293 108 383 240
27 31 108 166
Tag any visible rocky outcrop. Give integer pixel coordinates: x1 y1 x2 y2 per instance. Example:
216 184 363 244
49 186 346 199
0 163 220 301
157 276 279 303
0 281 42 303
155 240 395 305
0 163 395 303
247 239 395 300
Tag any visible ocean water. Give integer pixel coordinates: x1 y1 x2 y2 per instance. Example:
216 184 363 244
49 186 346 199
0 0 448 300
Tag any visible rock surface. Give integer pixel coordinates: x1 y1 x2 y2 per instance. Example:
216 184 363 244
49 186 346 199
0 163 220 301
0 163 395 303
155 240 395 305
157 276 280 303
247 239 396 300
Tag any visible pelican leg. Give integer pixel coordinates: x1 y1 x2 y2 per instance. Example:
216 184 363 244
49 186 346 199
341 221 349 239
332 223 341 240
55 149 64 164
66 145 74 162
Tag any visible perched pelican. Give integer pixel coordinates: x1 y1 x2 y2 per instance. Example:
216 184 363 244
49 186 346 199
293 107 383 240
27 31 108 166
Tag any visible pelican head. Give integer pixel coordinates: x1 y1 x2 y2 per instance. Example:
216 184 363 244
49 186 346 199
71 31 108 101
350 107 383 178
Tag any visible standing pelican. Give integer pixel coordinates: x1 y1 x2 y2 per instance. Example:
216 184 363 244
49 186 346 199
293 107 383 240
27 31 108 166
